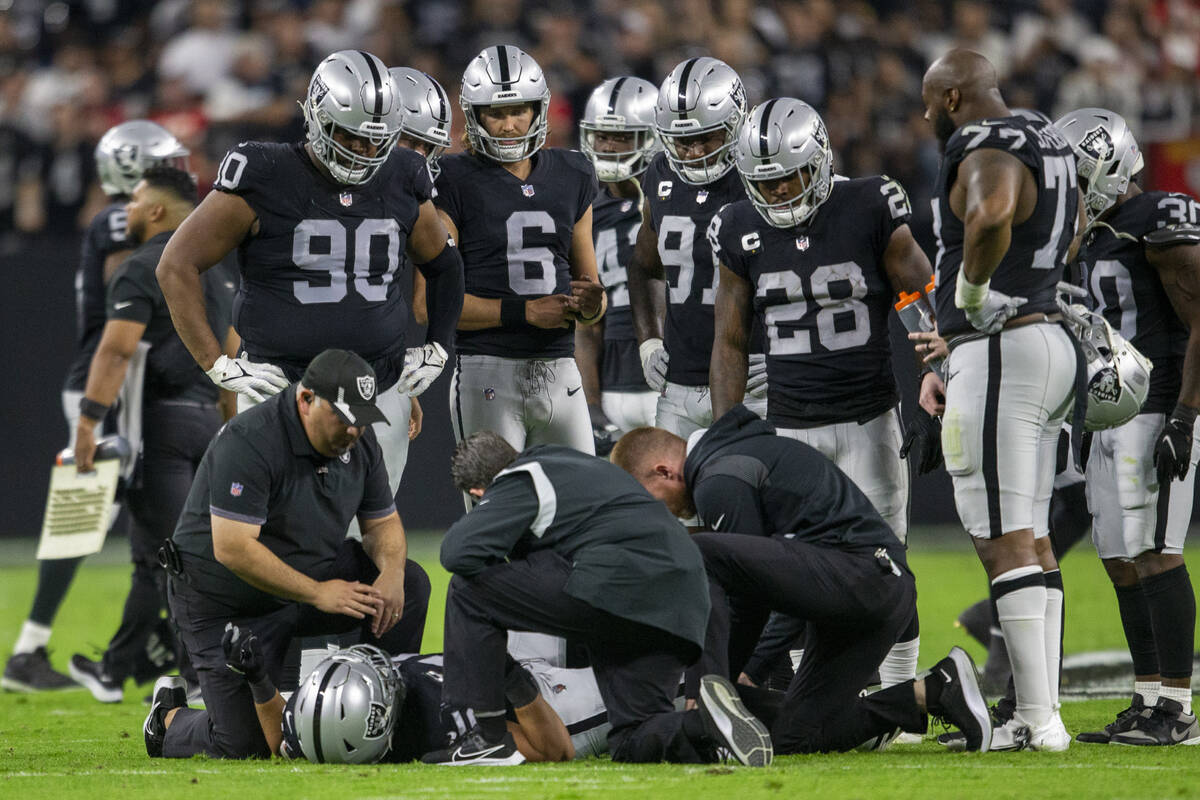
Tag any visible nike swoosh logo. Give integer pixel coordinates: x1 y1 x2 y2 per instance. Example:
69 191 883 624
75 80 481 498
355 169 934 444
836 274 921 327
454 743 506 760
712 513 725 531
567 386 582 396
1171 724 1194 742
113 300 133 309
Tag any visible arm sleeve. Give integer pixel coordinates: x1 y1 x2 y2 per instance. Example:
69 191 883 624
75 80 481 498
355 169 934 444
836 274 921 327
357 432 396 520
417 237 465 351
212 142 275 218
439 473 540 576
872 175 913 260
692 472 767 537
206 427 274 526
408 153 434 204
711 205 748 279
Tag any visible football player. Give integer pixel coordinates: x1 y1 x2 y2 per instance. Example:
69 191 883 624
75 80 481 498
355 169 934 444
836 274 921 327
709 98 934 692
921 49 1079 751
627 57 766 437
1057 108 1200 746
156 50 465 507
435 45 604 455
3 121 188 694
575 76 661 454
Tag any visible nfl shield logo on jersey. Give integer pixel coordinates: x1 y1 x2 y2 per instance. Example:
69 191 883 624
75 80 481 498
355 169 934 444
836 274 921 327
356 375 375 401
230 482 243 497
339 191 353 207
522 184 536 197
795 236 810 251
697 190 709 204
484 387 496 401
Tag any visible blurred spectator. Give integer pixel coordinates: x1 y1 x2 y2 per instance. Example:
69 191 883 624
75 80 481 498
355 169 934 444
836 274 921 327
158 0 240 95
1054 36 1143 138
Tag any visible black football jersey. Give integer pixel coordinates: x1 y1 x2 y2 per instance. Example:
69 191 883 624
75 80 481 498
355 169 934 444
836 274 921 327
713 176 910 427
64 202 132 391
214 141 432 390
642 153 751 385
933 114 1078 337
592 184 650 391
1078 190 1196 413
435 149 597 358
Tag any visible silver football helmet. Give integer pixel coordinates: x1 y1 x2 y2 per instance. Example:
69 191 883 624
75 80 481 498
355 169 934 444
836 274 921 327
735 98 833 228
1057 291 1153 431
95 120 190 198
390 67 452 179
580 77 660 182
302 50 402 186
655 57 747 185
290 646 400 764
1054 108 1144 224
460 45 550 163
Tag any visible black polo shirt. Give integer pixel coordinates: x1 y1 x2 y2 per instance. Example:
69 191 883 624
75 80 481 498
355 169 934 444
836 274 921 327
172 384 395 613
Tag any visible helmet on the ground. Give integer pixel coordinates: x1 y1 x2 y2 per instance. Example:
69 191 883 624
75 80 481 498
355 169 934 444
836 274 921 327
735 98 833 228
655 57 746 185
460 45 550 163
580 76 660 182
302 50 402 185
1054 108 1143 224
95 121 190 197
390 67 452 179
289 645 400 764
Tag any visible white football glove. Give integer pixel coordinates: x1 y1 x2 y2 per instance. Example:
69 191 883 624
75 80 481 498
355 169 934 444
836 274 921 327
396 342 447 397
639 338 669 392
746 353 768 399
955 274 1025 335
205 354 290 402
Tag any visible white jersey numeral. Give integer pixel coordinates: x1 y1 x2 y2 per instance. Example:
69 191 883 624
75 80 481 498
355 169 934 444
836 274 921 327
291 218 400 305
1031 154 1077 270
1090 259 1137 341
506 210 558 294
660 215 718 306
595 222 639 308
758 262 872 355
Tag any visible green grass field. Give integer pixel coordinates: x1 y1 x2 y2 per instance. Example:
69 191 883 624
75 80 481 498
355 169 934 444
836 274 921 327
4 529 1200 799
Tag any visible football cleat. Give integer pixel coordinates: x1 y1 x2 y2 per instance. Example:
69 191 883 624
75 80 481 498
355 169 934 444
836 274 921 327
69 653 123 703
2 647 79 692
1076 694 1149 744
937 697 1023 751
697 673 773 766
144 675 187 758
926 647 991 752
1110 698 1200 746
1027 711 1071 752
421 728 526 766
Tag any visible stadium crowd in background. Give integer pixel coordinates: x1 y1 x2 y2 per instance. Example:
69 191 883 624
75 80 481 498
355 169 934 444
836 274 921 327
1 0 1199 253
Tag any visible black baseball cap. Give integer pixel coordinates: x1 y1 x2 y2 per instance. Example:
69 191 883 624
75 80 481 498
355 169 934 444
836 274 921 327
301 349 390 426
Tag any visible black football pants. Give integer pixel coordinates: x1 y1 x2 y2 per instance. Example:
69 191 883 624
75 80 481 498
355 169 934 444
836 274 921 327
104 402 220 685
162 542 430 759
692 533 926 753
442 549 716 763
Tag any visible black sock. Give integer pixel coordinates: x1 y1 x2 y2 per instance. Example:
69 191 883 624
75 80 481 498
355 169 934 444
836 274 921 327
29 557 84 626
1115 582 1160 676
1048 482 1090 561
1141 565 1196 680
478 712 508 742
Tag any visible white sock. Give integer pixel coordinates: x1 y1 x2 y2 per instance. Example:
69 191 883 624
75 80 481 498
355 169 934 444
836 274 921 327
1160 684 1192 716
879 637 920 687
13 621 52 655
1044 574 1064 709
1134 680 1160 707
993 566 1051 728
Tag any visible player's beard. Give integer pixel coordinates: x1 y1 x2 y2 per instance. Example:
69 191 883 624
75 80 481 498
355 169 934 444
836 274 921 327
126 217 146 246
934 107 957 151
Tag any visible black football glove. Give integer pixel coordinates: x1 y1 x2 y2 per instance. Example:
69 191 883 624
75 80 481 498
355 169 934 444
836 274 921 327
900 408 944 475
1155 405 1197 484
589 404 619 457
222 622 266 684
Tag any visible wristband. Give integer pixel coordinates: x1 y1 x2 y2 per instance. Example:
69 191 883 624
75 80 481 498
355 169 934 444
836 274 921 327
79 397 110 422
249 675 276 705
501 298 527 329
954 272 989 311
918 365 934 381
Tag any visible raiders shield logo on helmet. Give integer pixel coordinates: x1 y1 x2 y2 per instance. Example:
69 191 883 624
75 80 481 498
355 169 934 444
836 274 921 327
357 374 375 401
1088 366 1122 404
1079 125 1115 165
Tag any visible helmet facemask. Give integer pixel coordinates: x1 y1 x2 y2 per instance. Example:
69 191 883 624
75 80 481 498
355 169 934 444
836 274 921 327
742 150 833 229
580 124 657 182
464 98 549 163
660 119 741 185
304 98 400 185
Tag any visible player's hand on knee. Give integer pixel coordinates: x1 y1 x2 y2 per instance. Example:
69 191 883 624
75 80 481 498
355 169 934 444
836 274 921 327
313 579 381 619
397 342 447 397
206 354 290 401
639 338 669 392
900 408 944 475
526 295 573 329
746 353 768 399
222 622 266 683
